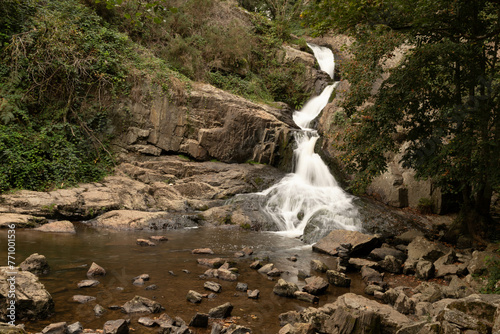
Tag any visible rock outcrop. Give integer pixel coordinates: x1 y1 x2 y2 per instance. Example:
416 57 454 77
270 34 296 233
0 268 54 321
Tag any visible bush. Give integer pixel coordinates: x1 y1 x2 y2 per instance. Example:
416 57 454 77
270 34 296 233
417 197 434 214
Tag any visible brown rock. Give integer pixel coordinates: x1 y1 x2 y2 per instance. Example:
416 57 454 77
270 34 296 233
313 230 380 257
34 221 75 233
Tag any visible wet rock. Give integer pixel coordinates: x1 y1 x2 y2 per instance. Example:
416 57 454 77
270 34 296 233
312 230 380 257
19 253 50 275
360 266 384 285
267 268 283 277
72 295 96 303
197 258 225 268
348 258 379 271
0 323 27 334
136 238 156 246
192 248 214 255
415 260 434 280
34 221 75 233
94 210 197 230
234 252 245 257
87 262 106 277
303 276 329 295
122 295 163 313
145 284 158 290
150 235 168 241
186 290 205 303
273 279 299 298
41 322 67 334
189 313 209 328
249 260 263 269
297 270 311 280
204 281 222 293
78 279 100 288
182 269 190 274
247 289 260 299
94 304 106 316
216 269 238 281
208 302 233 318
379 255 403 274
67 322 83 334
109 305 122 310
395 321 428 334
441 294 500 331
369 247 406 262
257 263 275 274
287 256 298 262
155 313 174 327
236 282 248 292
294 291 319 304
138 317 156 327
103 319 129 334
326 270 351 287
310 260 329 273
134 274 150 281
133 278 145 286
0 269 54 321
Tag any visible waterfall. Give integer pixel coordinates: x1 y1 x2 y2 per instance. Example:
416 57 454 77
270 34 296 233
259 44 361 243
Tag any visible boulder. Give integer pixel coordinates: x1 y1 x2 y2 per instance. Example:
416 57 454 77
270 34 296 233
413 282 444 303
0 214 46 228
312 230 380 257
395 230 425 245
0 269 54 321
360 266 384 285
273 279 299 298
310 260 329 273
247 289 260 299
121 296 163 313
257 263 275 274
208 302 233 318
467 251 500 276
415 260 434 280
94 304 106 316
72 295 96 304
335 293 410 333
137 317 156 327
326 270 351 287
103 319 129 334
197 258 225 268
369 247 406 262
19 253 50 275
41 322 67 334
77 280 100 288
204 281 222 293
404 236 447 273
348 258 379 271
294 291 319 304
443 276 474 299
87 262 106 277
186 290 204 304
302 276 329 295
379 255 403 274
192 248 214 254
67 322 83 334
235 282 248 292
34 221 75 233
188 313 208 328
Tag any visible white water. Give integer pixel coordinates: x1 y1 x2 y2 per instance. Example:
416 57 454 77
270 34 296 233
259 44 361 241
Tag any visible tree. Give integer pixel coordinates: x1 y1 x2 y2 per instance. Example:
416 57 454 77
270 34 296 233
303 0 500 242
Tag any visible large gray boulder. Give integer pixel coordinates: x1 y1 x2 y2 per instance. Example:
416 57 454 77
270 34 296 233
312 230 380 257
0 268 54 321
404 236 447 274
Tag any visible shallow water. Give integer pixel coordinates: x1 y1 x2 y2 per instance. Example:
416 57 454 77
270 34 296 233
0 224 366 333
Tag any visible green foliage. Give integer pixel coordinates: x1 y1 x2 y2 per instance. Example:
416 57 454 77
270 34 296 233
417 198 433 214
0 123 112 191
481 252 500 294
305 0 500 221
0 0 37 47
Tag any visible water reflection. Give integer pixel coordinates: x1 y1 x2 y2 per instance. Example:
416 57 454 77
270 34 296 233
0 224 365 333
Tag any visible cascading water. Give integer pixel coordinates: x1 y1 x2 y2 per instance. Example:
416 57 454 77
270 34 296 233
259 43 361 243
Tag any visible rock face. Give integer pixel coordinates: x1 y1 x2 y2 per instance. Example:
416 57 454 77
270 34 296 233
118 81 297 167
312 230 380 257
0 268 54 321
0 155 286 222
0 214 46 228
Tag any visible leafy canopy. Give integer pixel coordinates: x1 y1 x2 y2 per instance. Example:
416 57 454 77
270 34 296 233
303 0 500 221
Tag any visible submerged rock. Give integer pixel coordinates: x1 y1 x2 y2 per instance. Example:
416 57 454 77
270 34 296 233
34 221 75 233
121 296 163 314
